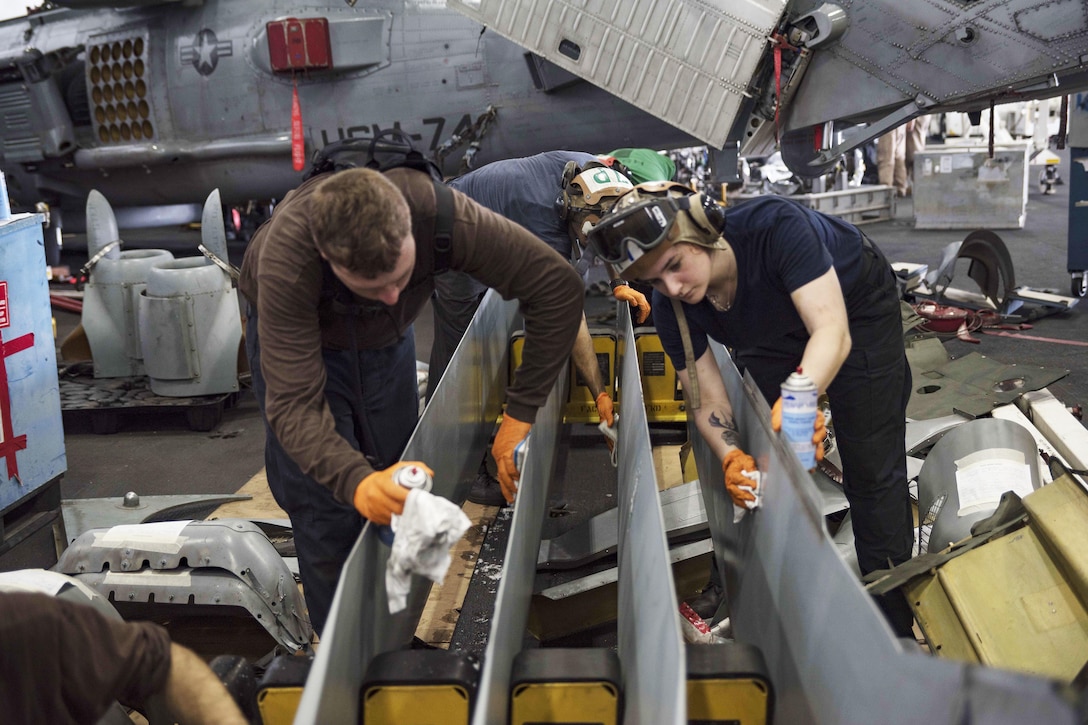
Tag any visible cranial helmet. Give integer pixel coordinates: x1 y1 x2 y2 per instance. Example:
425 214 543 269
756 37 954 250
556 161 635 224
558 161 637 266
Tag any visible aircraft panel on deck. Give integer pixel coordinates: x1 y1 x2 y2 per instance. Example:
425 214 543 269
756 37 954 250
449 0 786 150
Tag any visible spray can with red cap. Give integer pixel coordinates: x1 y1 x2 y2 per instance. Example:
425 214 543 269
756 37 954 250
378 464 433 546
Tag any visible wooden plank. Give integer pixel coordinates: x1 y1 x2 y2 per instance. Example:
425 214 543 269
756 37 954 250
415 502 502 648
208 468 288 520
654 444 686 492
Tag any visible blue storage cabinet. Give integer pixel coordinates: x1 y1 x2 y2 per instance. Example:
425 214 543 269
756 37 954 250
0 213 67 553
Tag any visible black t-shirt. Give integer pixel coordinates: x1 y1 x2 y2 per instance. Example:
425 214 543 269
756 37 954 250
654 196 867 369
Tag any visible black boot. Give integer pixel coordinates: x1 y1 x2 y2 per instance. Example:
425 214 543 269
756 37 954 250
467 459 506 507
686 581 724 621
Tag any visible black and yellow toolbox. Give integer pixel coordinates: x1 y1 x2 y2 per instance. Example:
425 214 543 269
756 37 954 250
510 327 688 425
359 649 478 724
509 648 622 725
255 653 312 725
634 327 686 423
510 328 616 424
687 642 774 724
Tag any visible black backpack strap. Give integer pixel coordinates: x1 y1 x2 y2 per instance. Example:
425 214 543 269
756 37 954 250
319 258 354 313
432 179 455 275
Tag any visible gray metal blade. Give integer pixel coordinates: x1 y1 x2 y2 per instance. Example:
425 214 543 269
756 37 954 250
85 189 121 262
200 188 229 264
536 479 709 570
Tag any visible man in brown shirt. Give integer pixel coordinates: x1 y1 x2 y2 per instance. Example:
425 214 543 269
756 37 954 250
0 591 246 724
239 167 584 634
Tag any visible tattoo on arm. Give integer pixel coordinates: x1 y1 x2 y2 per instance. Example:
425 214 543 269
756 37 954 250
708 411 740 447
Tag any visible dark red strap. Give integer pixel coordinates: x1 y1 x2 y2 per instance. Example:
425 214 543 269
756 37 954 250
770 34 799 143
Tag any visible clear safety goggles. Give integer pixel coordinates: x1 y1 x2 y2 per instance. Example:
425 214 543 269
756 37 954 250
586 195 692 273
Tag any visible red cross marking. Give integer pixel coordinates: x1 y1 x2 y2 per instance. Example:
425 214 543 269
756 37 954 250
0 330 34 481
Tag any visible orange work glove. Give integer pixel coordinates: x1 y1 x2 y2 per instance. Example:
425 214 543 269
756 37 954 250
595 392 616 452
492 414 532 503
595 392 615 427
722 448 759 509
612 283 650 324
770 397 826 462
353 461 433 525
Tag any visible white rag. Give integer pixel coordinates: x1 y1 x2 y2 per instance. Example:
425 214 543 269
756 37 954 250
386 488 471 613
598 413 619 468
732 469 763 523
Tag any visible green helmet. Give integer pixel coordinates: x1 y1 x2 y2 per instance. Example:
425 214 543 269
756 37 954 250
605 148 676 184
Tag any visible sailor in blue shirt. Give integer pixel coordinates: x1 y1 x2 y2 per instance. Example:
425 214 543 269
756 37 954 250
589 185 915 638
428 151 647 504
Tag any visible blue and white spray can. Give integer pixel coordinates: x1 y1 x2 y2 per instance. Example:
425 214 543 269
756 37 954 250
0 170 11 221
512 435 530 475
780 368 819 471
378 464 433 546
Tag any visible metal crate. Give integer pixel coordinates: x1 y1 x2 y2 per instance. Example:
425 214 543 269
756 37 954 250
729 185 896 225
913 143 1030 230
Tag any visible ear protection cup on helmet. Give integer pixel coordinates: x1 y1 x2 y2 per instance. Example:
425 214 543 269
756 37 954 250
555 190 570 222
555 160 580 222
685 192 727 235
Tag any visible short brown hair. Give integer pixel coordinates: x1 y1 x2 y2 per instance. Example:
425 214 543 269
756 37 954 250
310 168 412 275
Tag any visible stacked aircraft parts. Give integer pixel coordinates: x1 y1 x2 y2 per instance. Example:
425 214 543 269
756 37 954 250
139 190 241 397
296 293 1086 725
80 190 174 378
79 188 240 396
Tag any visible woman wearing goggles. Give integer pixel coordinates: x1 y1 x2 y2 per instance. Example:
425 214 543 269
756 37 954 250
590 183 915 640
587 191 720 274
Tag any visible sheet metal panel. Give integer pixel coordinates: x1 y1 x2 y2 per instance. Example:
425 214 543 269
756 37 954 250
447 0 786 149
295 290 518 724
786 1 1088 132
692 340 1080 724
470 359 567 724
615 304 686 724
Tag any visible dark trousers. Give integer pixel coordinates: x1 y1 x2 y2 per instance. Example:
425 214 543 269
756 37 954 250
427 270 486 402
736 245 916 637
245 308 418 635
